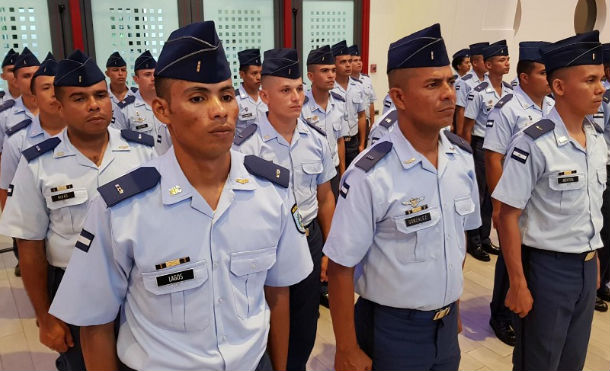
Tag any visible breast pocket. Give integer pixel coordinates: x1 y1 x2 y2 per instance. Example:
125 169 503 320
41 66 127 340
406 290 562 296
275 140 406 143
141 260 210 331
455 195 475 220
44 188 89 236
300 161 323 193
230 247 277 319
130 117 153 133
392 207 441 263
548 172 585 213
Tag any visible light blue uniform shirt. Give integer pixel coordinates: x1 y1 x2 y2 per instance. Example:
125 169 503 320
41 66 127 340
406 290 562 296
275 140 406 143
492 108 607 253
381 93 395 114
323 128 481 310
464 77 513 137
332 78 366 137
602 80 610 90
49 148 313 371
367 107 396 147
111 91 172 155
235 84 268 134
455 70 486 108
0 97 36 152
483 85 554 154
234 114 336 225
0 127 155 268
356 73 376 118
0 90 18 104
0 115 54 189
300 89 348 167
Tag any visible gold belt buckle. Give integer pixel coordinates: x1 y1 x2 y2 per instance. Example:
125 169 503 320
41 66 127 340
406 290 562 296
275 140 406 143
433 306 450 320
305 228 310 237
584 251 596 261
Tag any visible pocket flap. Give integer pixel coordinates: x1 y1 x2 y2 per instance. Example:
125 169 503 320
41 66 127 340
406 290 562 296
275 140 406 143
45 188 88 210
455 196 475 215
230 247 277 277
394 207 441 234
548 173 585 191
142 260 208 295
302 161 323 175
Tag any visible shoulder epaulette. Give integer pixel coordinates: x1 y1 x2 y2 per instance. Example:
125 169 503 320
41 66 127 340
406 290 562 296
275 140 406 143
98 167 160 207
303 95 309 104
511 80 518 86
243 155 289 188
130 86 138 93
461 73 473 81
603 89 610 104
379 109 397 129
503 81 513 90
494 94 513 109
474 81 488 92
0 91 5 99
355 141 392 172
444 130 472 153
351 77 362 83
5 118 32 136
22 137 61 162
330 91 345 102
233 124 257 145
117 95 136 109
524 119 555 140
121 129 154 147
0 99 15 113
305 120 326 136
592 122 604 134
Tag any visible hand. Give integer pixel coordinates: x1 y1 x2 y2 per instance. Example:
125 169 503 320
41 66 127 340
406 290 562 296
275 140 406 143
335 346 372 371
505 283 533 318
358 144 365 153
320 256 329 282
39 314 74 353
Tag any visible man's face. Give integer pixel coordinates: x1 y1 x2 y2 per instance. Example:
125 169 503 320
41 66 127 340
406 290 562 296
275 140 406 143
105 66 127 86
486 56 510 76
522 62 550 97
260 76 305 121
15 66 39 97
57 80 112 137
32 75 60 115
153 78 238 160
133 69 156 95
471 55 488 74
458 57 471 75
335 55 352 77
352 55 362 74
553 64 605 116
390 65 456 130
307 64 336 91
239 65 262 91
1 65 18 92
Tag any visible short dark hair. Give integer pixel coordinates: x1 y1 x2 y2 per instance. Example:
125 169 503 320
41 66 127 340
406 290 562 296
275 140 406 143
154 77 174 101
516 60 537 84
451 56 465 72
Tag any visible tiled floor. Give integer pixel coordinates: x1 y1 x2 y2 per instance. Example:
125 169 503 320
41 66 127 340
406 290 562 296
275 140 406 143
0 233 609 371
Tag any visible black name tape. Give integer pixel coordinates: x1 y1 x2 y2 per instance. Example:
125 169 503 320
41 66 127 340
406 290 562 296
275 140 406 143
156 269 194 287
51 191 75 202
405 212 431 227
136 124 149 130
558 176 578 184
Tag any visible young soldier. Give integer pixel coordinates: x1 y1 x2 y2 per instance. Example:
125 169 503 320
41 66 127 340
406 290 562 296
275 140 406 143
235 48 267 134
1 49 20 103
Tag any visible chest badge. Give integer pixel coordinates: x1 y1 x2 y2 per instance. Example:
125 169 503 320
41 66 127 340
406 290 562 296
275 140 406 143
403 196 428 214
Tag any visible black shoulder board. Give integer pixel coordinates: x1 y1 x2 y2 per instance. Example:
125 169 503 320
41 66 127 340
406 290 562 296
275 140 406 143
330 91 345 102
22 137 61 162
355 141 392 172
351 77 362 83
130 86 138 93
380 109 398 128
461 73 472 81
0 91 5 99
6 119 32 136
503 81 513 90
117 95 136 109
121 129 154 147
233 124 257 145
444 130 473 153
0 99 15 113
474 82 488 92
592 122 604 134
524 119 555 140
494 94 513 109
303 95 309 104
305 120 326 136
98 167 160 207
603 89 610 104
243 155 289 188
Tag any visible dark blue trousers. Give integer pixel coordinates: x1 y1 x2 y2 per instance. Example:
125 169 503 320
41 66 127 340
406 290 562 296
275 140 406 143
513 247 597 371
490 247 512 323
468 136 492 247
286 219 323 371
355 298 461 371
345 135 360 169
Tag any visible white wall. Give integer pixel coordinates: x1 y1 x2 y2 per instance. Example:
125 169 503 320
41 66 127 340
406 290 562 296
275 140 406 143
367 0 610 107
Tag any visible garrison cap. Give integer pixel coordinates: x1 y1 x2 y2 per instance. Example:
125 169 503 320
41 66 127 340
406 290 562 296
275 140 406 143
13 47 40 72
262 48 300 79
387 23 449 73
602 43 610 65
469 42 490 56
33 55 58 78
106 51 127 68
541 30 602 74
482 40 508 60
307 45 334 65
2 49 18 68
331 40 349 57
238 49 261 67
518 41 550 63
134 50 156 71
54 49 105 87
452 48 470 59
348 44 360 56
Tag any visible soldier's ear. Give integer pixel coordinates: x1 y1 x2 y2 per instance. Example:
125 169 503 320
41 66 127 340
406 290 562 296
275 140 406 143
389 87 406 111
152 96 171 125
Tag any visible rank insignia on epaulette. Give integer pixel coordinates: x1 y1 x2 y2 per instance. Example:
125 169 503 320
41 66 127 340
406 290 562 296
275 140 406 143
115 184 124 194
339 182 350 198
155 256 190 270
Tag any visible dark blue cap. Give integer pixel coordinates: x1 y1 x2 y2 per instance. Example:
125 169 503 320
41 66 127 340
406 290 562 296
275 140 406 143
262 48 300 79
14 47 40 72
155 21 231 84
483 40 509 60
469 42 490 56
307 45 334 65
348 45 360 56
452 48 470 59
518 41 549 63
33 56 58 78
387 23 449 73
2 49 18 67
42 52 55 62
603 43 610 65
54 50 105 87
331 40 349 57
134 50 156 71
238 49 261 67
541 30 602 74
106 51 126 68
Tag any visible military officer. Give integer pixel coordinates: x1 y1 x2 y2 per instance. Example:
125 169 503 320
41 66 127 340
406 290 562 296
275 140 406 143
367 106 397 147
1 49 20 103
454 42 489 137
602 43 610 90
349 45 376 128
494 30 607 371
49 22 312 371
324 24 480 371
235 48 267 134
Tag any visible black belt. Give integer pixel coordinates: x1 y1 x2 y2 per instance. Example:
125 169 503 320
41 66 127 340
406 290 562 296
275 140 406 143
523 245 597 262
303 219 318 237
367 299 456 321
471 135 484 142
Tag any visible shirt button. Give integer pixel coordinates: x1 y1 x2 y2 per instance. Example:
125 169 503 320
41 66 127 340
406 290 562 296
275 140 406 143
218 298 223 304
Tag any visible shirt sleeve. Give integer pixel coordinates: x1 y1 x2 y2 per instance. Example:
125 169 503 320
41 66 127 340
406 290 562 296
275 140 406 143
355 89 366 113
367 81 377 103
0 135 22 189
483 107 512 154
317 140 337 185
110 103 129 130
456 82 468 108
49 196 130 326
0 115 7 153
464 89 481 120
0 157 48 239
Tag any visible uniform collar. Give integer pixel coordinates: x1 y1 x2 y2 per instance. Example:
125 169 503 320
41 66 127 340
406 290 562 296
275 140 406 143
389 126 455 172
258 112 308 145
53 127 131 167
305 89 333 114
134 90 149 108
513 85 554 113
546 107 598 148
238 84 262 103
108 86 134 102
481 76 512 96
28 115 44 138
